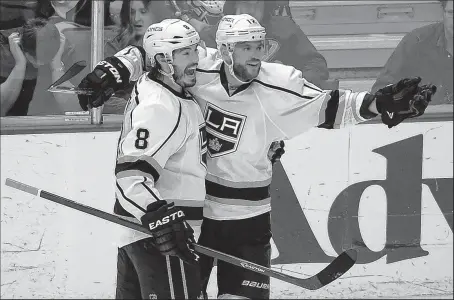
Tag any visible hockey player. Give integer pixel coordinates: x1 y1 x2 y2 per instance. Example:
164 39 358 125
77 14 436 299
87 19 208 299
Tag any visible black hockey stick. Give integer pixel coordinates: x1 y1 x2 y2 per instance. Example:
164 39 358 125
4 178 357 290
47 60 87 93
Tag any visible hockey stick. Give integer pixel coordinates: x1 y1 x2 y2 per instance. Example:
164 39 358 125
47 60 87 93
5 178 357 290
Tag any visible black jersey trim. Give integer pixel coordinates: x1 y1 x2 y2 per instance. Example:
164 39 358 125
253 79 314 100
151 101 182 157
115 160 160 182
206 180 270 201
141 177 161 201
116 182 147 213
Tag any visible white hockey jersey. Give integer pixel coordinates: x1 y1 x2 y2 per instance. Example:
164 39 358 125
114 72 207 246
114 46 372 222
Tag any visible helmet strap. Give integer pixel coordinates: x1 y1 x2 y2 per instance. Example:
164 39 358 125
158 53 177 85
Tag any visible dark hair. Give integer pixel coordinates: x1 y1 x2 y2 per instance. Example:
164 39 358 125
148 54 165 80
112 0 174 48
440 0 448 9
20 17 60 64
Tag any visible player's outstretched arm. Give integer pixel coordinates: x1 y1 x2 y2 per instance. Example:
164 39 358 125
263 67 436 140
316 77 436 129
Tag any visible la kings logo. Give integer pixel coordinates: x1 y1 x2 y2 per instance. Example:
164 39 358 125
204 103 246 157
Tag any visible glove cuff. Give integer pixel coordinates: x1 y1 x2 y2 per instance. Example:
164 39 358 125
360 93 380 118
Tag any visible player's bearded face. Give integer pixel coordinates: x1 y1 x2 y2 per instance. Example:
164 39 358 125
232 41 266 81
172 44 200 88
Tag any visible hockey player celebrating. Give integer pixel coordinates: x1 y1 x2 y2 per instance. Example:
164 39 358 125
77 14 436 299
98 19 207 299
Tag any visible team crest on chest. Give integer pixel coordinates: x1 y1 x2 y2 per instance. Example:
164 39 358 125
204 103 247 157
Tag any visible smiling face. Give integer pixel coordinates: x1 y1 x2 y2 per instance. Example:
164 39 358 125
130 1 156 37
229 40 266 81
171 44 200 88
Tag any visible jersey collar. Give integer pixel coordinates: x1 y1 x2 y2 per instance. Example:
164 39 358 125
220 63 254 97
147 72 193 100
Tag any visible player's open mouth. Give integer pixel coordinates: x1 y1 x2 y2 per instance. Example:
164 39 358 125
185 66 197 77
247 62 260 67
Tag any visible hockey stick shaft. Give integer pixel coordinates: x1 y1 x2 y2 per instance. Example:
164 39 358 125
48 60 87 91
5 178 357 290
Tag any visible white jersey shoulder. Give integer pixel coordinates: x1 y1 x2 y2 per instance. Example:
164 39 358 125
257 62 324 98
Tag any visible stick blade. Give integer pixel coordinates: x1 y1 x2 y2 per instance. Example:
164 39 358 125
48 60 87 90
5 178 39 196
314 248 357 288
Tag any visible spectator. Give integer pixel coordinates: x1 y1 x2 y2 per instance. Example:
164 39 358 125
105 0 173 55
0 18 79 116
371 0 453 105
196 0 329 86
102 0 174 114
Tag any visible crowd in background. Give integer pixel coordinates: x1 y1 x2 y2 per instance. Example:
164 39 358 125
0 0 452 117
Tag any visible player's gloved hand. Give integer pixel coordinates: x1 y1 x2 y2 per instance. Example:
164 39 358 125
268 140 285 164
77 56 130 111
141 200 199 265
374 77 437 128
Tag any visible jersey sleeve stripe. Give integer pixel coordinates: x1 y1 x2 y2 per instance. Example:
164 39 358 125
206 179 270 201
141 177 161 201
113 198 136 218
117 155 164 175
333 93 348 128
116 169 156 181
116 182 147 213
353 92 369 122
151 101 182 157
115 159 160 183
318 90 340 128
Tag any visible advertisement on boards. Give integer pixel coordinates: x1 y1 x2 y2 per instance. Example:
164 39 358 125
1 121 452 298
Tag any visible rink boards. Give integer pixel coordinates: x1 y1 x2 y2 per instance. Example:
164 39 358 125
1 116 452 298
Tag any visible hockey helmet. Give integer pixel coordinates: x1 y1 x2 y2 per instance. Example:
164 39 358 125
215 14 266 83
215 14 266 48
143 19 201 81
143 19 200 65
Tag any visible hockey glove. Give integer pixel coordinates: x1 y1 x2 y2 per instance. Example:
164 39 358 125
141 200 199 265
77 56 130 111
268 140 285 164
374 77 437 128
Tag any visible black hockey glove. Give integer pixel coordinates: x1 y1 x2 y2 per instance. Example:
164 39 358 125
78 56 130 111
141 201 199 265
374 77 437 128
268 140 285 164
